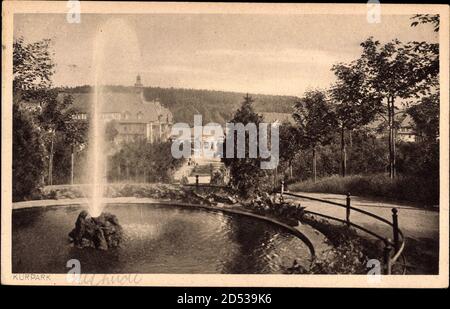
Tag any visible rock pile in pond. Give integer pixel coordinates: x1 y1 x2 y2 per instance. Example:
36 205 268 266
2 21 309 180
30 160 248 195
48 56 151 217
69 210 123 250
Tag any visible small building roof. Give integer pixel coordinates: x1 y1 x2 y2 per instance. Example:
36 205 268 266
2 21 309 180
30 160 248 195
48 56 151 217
399 114 414 128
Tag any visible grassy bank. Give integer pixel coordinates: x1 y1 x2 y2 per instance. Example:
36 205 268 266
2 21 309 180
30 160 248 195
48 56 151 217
288 174 438 207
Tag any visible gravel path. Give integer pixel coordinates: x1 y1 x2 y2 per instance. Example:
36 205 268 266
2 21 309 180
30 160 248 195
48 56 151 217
285 192 439 240
285 191 440 274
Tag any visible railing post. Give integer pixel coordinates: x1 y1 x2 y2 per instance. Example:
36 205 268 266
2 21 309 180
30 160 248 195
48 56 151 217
392 208 400 252
346 192 351 226
383 239 393 275
195 175 199 187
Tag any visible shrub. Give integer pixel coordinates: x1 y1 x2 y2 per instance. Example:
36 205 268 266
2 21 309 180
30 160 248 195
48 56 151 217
210 167 227 185
13 104 46 201
289 173 438 206
108 140 185 183
287 216 384 274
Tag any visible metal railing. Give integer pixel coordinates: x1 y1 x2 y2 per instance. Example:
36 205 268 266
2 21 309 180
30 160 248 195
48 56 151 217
280 182 406 274
182 176 406 274
180 174 229 189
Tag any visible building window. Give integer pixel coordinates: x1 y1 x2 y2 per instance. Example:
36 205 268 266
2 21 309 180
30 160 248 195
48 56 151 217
73 113 87 120
123 111 131 120
137 111 143 120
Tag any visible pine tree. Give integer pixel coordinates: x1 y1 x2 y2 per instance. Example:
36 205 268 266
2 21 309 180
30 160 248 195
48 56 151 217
223 94 270 197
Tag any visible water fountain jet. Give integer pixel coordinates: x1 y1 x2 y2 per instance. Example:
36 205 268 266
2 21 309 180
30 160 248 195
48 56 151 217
68 18 142 248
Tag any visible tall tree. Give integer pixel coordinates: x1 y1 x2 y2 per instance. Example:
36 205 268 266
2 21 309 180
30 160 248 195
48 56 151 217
223 94 269 197
63 95 89 184
293 90 337 182
408 12 440 141
278 124 301 179
13 37 55 197
358 37 437 178
14 37 86 185
331 60 383 176
38 91 80 185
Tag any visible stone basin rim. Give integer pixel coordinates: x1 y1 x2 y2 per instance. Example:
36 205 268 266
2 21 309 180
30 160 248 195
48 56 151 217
12 198 316 262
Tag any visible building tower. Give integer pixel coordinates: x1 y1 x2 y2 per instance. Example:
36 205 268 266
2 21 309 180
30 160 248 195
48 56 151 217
134 74 143 94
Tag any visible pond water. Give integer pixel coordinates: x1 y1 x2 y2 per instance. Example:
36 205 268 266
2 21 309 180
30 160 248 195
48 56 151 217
12 204 310 274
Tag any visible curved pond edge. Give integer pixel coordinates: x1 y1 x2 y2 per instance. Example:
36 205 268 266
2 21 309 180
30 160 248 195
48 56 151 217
12 198 316 263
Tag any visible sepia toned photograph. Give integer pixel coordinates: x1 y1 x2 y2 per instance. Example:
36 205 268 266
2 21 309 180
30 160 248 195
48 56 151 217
1 1 448 288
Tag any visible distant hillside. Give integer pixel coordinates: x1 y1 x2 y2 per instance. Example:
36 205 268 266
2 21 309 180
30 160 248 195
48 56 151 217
142 87 297 125
59 85 298 125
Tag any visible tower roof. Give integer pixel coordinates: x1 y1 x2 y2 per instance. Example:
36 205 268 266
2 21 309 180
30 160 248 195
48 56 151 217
135 74 143 88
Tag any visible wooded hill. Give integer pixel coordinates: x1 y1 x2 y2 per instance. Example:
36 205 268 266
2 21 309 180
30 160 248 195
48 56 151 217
59 85 297 125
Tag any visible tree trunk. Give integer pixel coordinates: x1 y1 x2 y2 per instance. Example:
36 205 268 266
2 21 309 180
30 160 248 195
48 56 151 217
388 97 394 179
289 161 293 179
341 125 347 177
349 130 353 148
49 133 54 186
391 98 397 178
274 167 278 187
312 147 317 183
71 147 74 185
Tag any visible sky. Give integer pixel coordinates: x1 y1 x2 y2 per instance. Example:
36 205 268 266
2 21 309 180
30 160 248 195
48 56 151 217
14 13 438 96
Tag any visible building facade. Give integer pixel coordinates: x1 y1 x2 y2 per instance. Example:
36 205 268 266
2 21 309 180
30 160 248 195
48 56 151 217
69 75 173 143
396 114 417 143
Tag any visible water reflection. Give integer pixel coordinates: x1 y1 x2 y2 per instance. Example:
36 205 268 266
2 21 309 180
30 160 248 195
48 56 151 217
12 204 310 274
